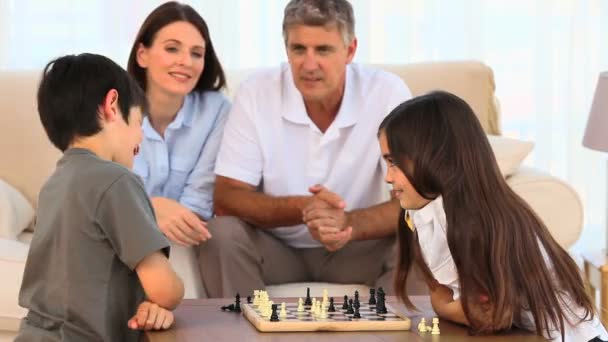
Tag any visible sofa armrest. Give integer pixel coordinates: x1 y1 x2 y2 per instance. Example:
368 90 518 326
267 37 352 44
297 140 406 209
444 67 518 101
0 238 28 331
507 167 583 249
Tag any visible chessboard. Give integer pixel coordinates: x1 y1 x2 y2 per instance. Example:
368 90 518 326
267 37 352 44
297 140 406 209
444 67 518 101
241 289 411 332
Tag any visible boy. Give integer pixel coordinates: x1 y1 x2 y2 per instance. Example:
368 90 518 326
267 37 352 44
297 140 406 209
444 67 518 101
15 53 184 341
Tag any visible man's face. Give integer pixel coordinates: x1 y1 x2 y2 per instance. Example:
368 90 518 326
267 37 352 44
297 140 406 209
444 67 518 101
285 24 356 103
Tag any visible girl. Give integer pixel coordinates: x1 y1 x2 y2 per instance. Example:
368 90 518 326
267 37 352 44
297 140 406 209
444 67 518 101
127 2 230 246
378 91 607 341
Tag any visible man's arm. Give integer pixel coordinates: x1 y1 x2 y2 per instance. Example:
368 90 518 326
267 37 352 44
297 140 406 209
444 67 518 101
136 251 184 310
347 199 401 241
214 175 312 228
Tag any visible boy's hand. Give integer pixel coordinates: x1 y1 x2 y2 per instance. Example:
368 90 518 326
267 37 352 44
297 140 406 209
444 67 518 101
151 197 211 246
128 301 174 330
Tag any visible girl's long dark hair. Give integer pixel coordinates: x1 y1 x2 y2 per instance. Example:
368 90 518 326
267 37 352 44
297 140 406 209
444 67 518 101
380 91 593 339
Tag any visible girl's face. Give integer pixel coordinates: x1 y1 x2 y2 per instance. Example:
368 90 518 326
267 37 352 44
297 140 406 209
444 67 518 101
136 21 206 97
379 132 431 210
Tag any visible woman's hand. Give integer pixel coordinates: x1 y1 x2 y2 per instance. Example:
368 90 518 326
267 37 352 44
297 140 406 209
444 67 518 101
151 197 211 246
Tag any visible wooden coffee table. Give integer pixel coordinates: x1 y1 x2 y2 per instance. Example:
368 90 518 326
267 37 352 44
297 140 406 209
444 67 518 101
143 296 547 341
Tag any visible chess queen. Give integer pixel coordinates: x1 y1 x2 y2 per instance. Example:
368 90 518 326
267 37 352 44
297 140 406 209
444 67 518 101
377 91 608 342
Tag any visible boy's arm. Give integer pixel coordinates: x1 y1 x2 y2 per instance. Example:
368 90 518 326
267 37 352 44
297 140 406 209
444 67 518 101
135 251 184 310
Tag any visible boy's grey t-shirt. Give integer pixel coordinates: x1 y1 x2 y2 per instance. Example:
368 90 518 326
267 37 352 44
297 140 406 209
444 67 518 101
17 148 170 342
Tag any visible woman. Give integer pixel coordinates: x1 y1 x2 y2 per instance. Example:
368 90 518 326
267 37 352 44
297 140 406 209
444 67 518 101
378 91 607 341
128 1 229 246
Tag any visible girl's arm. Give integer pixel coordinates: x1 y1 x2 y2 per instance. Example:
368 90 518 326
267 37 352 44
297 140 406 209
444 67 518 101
429 284 470 326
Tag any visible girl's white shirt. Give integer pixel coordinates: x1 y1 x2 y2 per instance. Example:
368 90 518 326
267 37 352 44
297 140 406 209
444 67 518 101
407 196 608 341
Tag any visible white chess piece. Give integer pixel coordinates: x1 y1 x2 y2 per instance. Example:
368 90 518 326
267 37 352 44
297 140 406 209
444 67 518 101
431 317 440 335
417 318 427 332
322 289 329 303
253 290 260 307
297 298 304 312
320 303 328 319
280 302 287 318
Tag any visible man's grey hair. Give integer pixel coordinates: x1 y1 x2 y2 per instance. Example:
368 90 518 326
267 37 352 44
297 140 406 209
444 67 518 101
282 0 355 46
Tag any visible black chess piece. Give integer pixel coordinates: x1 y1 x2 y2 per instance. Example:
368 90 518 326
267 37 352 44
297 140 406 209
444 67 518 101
346 299 354 314
221 304 235 311
353 306 361 319
304 287 312 306
247 296 252 304
342 295 349 310
234 293 241 313
328 297 336 312
270 304 280 322
353 291 360 309
369 288 376 305
376 290 388 314
354 290 359 303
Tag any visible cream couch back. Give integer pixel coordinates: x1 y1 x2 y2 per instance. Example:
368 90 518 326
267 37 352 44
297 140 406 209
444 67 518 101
0 61 499 207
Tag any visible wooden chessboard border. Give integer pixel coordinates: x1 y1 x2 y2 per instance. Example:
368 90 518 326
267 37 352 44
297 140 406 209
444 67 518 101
242 301 411 332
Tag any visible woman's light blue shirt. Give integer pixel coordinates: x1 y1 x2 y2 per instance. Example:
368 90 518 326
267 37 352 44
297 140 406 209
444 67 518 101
133 91 230 220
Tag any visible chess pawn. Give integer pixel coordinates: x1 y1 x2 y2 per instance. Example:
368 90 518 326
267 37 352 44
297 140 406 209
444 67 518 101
328 297 336 312
342 295 349 310
280 302 287 318
297 298 304 312
431 317 440 335
369 288 376 305
417 318 428 332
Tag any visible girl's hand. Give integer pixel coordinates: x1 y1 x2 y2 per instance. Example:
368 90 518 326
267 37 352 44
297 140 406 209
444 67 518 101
128 301 175 330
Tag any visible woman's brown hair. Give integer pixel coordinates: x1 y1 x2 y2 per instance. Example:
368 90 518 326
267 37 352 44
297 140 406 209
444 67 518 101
379 91 593 339
127 1 226 93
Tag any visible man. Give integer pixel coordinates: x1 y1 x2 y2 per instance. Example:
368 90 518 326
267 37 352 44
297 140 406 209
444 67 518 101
199 0 416 298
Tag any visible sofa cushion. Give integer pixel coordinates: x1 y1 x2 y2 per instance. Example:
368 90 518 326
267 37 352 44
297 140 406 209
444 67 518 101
0 239 28 332
0 180 34 240
488 135 534 177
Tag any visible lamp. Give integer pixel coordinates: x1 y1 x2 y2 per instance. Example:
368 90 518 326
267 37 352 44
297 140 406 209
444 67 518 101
582 71 608 252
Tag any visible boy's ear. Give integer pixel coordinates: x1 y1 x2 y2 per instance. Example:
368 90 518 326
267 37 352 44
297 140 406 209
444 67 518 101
136 43 149 68
99 89 120 123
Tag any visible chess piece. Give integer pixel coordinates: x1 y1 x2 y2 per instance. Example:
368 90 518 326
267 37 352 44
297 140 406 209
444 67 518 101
346 299 354 314
297 298 304 312
322 288 329 303
369 288 376 305
354 290 359 304
253 290 260 306
221 304 235 312
270 304 280 322
353 306 361 319
234 293 241 313
280 302 287 318
376 289 387 314
320 306 328 319
417 318 427 332
342 295 348 310
431 317 440 335
305 287 312 305
247 296 252 304
328 297 336 312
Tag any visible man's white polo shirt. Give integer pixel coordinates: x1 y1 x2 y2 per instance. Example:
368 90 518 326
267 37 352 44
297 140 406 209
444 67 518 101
215 62 412 248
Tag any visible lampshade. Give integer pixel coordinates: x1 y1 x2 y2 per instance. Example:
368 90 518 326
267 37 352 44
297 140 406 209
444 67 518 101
583 71 608 152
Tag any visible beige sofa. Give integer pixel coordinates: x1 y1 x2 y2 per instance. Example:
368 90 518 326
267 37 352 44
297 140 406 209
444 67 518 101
0 61 583 338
